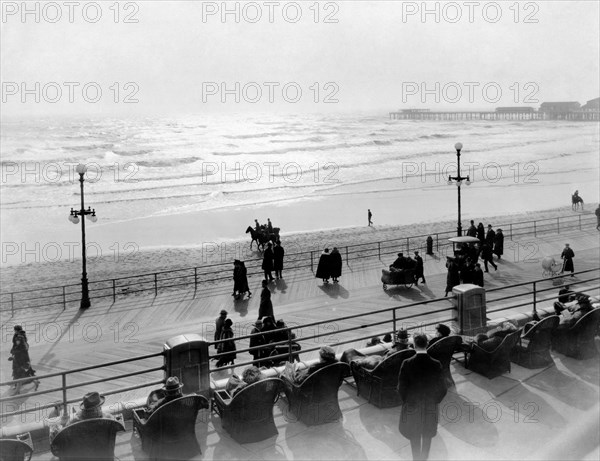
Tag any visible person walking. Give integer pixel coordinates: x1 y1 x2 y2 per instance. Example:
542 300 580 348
485 224 495 247
476 222 485 242
232 260 242 298
238 260 251 298
561 243 575 276
595 204 600 230
214 310 228 350
493 229 504 260
480 242 497 272
10 333 39 394
444 257 460 297
466 220 477 237
368 209 373 226
315 248 332 284
262 242 274 281
413 251 426 285
258 280 274 320
397 333 447 461
216 319 236 367
273 241 285 279
330 247 343 283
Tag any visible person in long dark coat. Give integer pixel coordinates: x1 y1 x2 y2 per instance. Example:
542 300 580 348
397 333 447 461
330 247 343 283
444 258 460 297
216 319 236 367
232 260 242 297
262 243 274 281
476 222 485 242
258 280 274 320
315 248 331 284
273 241 285 279
249 319 265 366
413 251 425 285
561 243 575 275
473 263 484 287
238 261 251 298
493 229 504 260
460 258 474 284
10 334 39 394
480 242 497 272
214 310 228 350
485 225 495 247
466 220 477 237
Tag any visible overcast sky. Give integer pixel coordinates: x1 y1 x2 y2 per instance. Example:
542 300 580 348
1 0 599 117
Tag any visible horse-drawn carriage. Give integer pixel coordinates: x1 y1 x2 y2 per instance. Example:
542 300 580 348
381 268 415 290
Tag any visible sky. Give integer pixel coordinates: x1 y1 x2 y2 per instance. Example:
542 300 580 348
1 0 599 117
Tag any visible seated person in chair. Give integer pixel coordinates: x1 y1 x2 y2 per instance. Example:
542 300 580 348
470 322 518 352
139 376 184 420
555 294 594 330
290 346 338 383
48 391 114 441
428 324 451 347
390 253 408 271
225 366 264 397
344 330 412 371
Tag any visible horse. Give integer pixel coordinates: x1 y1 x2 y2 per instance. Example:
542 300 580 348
572 193 584 211
245 226 277 251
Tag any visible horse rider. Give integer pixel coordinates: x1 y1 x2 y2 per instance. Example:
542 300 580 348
255 219 261 233
267 218 273 234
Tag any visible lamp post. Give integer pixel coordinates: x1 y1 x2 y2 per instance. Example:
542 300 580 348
69 163 97 309
447 142 471 237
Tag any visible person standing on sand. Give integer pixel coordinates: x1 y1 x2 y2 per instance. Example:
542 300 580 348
262 242 275 281
368 209 373 226
273 241 284 279
561 243 575 276
315 248 332 284
330 247 343 283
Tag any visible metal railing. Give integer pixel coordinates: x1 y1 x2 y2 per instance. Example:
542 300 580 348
1 267 598 420
0 213 596 315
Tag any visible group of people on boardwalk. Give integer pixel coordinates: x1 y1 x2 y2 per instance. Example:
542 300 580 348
315 247 343 284
389 251 426 285
262 241 285 281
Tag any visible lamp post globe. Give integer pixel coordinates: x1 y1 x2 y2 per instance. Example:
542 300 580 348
454 142 463 152
75 163 87 175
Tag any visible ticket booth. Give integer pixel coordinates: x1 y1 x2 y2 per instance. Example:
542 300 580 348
453 284 487 336
163 334 210 399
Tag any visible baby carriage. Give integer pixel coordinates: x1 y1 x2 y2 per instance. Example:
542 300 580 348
381 268 415 290
541 256 562 278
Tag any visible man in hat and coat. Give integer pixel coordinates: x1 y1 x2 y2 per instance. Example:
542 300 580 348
262 242 275 281
560 243 575 276
214 310 228 350
150 377 184 414
413 251 425 285
315 248 332 284
397 333 447 461
48 391 114 440
391 252 407 271
273 241 285 279
485 224 495 247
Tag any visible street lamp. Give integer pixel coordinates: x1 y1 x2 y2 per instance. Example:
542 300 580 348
68 163 97 309
447 142 471 237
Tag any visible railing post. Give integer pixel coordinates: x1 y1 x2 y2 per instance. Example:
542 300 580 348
436 233 439 251
579 215 581 230
62 373 68 415
287 329 293 363
154 273 158 296
509 223 513 240
345 246 349 264
392 308 397 338
532 281 537 314
311 251 314 272
406 237 409 253
533 221 536 237
194 267 198 291
62 286 66 310
11 292 14 317
557 217 560 234
112 279 116 303
378 242 381 260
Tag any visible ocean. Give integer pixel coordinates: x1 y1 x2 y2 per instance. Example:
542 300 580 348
1 113 599 265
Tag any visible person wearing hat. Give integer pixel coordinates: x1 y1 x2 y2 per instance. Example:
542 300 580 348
485 224 495 247
262 242 275 281
391 252 407 271
428 324 451 347
258 280 275 321
249 319 265 365
214 310 228 350
48 391 114 441
142 377 185 418
413 251 425 285
315 248 332 284
560 243 575 276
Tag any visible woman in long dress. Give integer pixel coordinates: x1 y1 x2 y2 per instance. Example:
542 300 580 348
315 248 331 284
258 280 274 320
10 334 39 394
216 319 236 367
330 247 343 283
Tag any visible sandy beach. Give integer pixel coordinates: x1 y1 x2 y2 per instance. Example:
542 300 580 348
0 204 595 296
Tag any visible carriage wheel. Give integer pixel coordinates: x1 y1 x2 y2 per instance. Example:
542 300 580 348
382 284 387 290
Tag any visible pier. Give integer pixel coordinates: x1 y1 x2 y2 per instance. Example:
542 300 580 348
389 109 600 121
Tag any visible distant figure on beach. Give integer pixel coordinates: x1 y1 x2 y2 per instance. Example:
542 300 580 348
330 247 343 283
414 251 426 285
216 319 236 367
262 242 275 281
232 260 251 299
368 209 373 226
485 225 495 247
274 240 285 279
214 310 228 350
259 280 275 320
476 222 485 242
444 257 460 297
480 242 497 272
560 243 575 276
466 220 477 237
571 190 584 211
493 229 504 260
595 205 600 230
315 248 332 284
